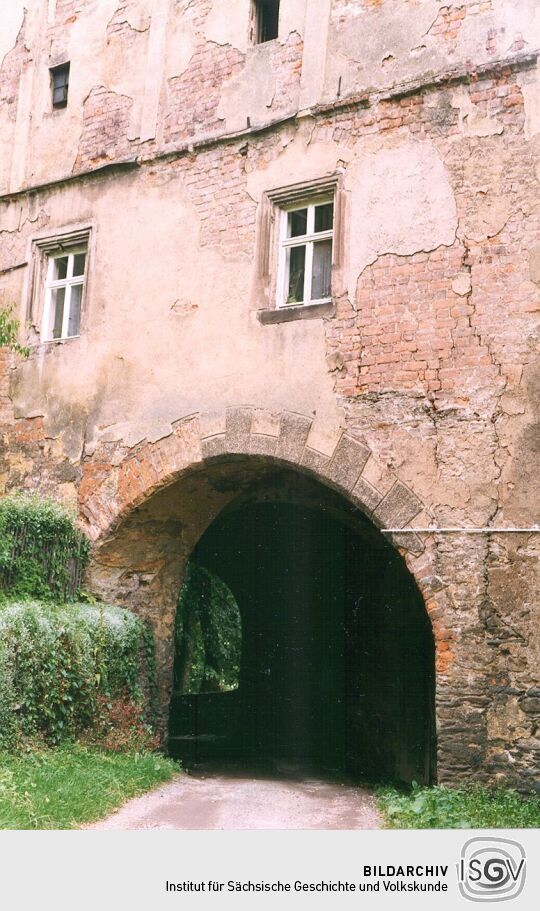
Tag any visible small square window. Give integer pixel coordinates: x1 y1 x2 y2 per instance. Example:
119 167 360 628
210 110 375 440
253 0 280 44
278 199 334 307
50 63 70 109
42 245 87 340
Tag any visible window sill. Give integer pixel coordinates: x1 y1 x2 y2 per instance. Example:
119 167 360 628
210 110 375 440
257 300 335 325
33 335 81 348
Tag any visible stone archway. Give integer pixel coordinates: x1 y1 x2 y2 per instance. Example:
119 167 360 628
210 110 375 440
80 406 450 780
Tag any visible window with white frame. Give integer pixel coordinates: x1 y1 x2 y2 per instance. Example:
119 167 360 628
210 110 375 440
42 245 87 341
278 198 334 308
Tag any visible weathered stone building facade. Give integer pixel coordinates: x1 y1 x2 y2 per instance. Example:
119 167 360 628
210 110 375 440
0 0 539 790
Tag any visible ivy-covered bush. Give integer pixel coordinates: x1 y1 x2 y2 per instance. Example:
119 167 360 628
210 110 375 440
0 494 158 753
0 496 90 602
0 601 156 751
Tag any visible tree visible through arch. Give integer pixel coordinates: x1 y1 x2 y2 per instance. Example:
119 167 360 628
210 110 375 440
175 563 241 695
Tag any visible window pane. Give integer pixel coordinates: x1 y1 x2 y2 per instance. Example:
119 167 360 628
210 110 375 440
286 245 306 304
311 239 332 300
315 202 334 233
68 284 82 337
53 256 68 280
51 287 66 339
256 0 280 43
287 208 307 238
53 69 68 89
72 252 86 276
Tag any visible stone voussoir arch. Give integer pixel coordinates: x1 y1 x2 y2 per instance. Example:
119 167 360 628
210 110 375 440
80 405 451 676
79 405 430 556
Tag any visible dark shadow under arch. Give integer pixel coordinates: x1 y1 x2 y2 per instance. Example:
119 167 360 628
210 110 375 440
169 490 436 785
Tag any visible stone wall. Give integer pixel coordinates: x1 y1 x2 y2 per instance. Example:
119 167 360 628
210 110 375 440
0 0 539 790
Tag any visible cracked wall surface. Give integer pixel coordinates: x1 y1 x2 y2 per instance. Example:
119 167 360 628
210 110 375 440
0 1 539 790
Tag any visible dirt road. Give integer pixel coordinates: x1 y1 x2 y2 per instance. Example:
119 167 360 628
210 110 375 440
89 764 382 830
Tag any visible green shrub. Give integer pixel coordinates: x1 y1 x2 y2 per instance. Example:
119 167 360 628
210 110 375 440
0 306 29 357
0 495 90 602
0 601 156 749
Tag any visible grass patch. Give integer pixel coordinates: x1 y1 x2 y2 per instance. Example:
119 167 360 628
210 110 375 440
0 745 179 829
377 784 540 829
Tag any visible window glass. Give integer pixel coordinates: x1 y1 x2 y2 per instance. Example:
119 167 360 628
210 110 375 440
312 240 332 300
53 256 68 281
288 208 307 238
315 202 334 233
254 0 280 44
51 63 70 108
72 252 86 277
51 287 66 339
286 245 306 304
68 284 83 337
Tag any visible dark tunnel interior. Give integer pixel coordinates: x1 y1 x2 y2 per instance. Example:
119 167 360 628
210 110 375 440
169 497 436 785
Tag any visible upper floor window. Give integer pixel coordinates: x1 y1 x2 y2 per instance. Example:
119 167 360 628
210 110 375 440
253 0 280 44
278 199 334 308
50 62 70 109
42 246 87 341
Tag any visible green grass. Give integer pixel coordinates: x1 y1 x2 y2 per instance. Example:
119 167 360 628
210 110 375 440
377 784 540 829
0 746 179 829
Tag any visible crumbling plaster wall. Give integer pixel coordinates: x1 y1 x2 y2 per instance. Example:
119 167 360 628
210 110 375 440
325 0 540 101
0 0 308 192
3 1 539 193
0 1 539 789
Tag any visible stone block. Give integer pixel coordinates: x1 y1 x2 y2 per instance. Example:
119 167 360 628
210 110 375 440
351 476 383 515
249 433 278 457
301 447 329 475
276 412 312 462
388 530 425 555
326 434 370 490
225 407 253 453
373 481 423 529
202 434 226 460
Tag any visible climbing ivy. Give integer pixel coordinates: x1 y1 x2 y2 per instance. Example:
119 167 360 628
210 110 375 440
0 306 29 357
0 601 156 750
0 495 90 602
0 495 158 752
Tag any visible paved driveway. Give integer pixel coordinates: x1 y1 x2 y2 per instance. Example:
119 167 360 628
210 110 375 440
89 763 382 830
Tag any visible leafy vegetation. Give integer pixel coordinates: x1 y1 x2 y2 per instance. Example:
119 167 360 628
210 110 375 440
175 562 241 694
0 601 156 750
0 493 158 752
377 783 540 829
0 746 178 829
0 495 90 602
0 306 29 357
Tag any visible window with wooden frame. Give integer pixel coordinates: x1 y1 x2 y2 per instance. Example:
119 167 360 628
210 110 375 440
50 62 70 109
29 229 91 343
256 176 345 324
278 199 334 308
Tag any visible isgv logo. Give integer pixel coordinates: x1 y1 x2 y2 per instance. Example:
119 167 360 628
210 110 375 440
458 837 526 903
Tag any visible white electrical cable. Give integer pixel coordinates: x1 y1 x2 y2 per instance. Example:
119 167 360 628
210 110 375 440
382 527 540 534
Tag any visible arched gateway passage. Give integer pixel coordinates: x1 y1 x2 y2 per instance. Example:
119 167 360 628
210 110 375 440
84 413 437 786
169 487 435 785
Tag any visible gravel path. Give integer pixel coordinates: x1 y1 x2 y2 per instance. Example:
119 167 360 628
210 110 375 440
89 763 382 830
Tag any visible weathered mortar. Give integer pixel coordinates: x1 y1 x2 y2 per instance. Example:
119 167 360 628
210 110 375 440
0 0 539 790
